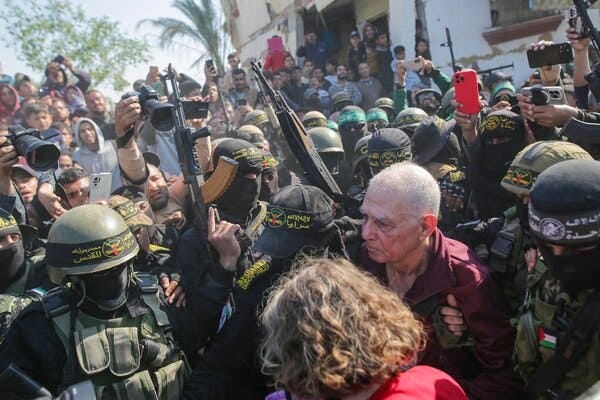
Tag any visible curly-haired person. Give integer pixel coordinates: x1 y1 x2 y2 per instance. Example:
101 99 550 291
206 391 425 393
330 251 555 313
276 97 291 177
260 258 468 400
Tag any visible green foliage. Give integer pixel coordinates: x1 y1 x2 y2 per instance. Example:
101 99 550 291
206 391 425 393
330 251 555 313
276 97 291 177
1 0 150 90
139 0 229 73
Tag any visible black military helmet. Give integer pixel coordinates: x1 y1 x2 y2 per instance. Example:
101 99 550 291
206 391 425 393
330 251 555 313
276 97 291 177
529 159 600 247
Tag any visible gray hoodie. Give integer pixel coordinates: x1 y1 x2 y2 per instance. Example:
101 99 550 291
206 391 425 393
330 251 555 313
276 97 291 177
72 118 121 191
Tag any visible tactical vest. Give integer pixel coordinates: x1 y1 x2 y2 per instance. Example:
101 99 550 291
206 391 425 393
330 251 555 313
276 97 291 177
514 263 600 398
43 274 190 400
488 207 529 312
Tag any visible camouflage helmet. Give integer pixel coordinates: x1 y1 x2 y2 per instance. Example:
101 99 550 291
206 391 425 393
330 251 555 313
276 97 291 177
243 109 269 127
338 105 366 127
374 97 394 113
332 91 353 111
439 87 456 119
237 124 265 148
303 111 328 129
393 107 428 134
327 120 339 132
46 205 139 284
353 134 372 171
366 107 389 123
308 127 344 154
501 141 592 196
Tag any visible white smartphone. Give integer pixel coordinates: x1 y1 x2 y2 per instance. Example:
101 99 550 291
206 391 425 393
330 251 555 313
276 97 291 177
89 172 112 203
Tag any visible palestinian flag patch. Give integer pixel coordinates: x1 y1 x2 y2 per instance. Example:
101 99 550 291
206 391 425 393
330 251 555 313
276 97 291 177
539 326 557 350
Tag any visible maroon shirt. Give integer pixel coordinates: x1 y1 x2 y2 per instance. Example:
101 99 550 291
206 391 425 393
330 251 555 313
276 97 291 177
359 228 523 400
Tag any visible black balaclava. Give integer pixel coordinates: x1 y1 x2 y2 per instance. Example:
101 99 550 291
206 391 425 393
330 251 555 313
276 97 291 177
213 139 263 225
80 263 131 312
367 128 412 174
0 210 25 292
479 110 527 182
339 106 368 169
474 110 526 219
538 245 600 291
0 242 25 292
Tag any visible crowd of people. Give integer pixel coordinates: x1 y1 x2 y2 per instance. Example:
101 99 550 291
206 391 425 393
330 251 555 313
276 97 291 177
0 13 600 400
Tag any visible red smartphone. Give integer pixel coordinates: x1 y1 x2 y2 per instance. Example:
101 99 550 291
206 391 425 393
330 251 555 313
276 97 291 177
453 69 480 114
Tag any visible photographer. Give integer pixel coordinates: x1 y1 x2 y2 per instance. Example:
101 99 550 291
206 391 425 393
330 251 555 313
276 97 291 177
40 55 90 98
114 88 210 228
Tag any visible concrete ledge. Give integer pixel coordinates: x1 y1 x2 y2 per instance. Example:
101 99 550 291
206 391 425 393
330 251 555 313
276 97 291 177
482 14 564 45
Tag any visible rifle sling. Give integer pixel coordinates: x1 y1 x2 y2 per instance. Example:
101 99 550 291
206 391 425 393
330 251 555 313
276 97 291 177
525 290 600 398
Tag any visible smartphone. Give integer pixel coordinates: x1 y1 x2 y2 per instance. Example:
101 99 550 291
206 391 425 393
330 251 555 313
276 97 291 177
236 98 248 108
404 58 422 72
182 100 209 119
205 59 214 68
527 43 573 68
453 69 481 114
89 173 112 203
521 86 566 106
53 55 65 64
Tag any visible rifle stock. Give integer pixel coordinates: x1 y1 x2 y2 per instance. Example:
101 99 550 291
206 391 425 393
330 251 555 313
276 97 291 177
250 60 358 208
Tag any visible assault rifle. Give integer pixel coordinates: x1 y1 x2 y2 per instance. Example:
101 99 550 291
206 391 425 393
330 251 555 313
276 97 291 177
250 60 358 209
477 62 515 76
441 27 459 72
163 64 238 246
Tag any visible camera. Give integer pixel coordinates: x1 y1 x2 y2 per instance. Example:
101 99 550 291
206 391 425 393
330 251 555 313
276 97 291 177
122 85 209 131
122 85 175 131
4 125 60 170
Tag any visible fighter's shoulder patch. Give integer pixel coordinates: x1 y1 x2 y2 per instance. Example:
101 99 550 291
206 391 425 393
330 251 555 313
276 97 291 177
236 259 271 290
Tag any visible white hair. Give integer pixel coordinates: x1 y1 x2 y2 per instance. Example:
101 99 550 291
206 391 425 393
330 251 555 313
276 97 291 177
368 162 440 217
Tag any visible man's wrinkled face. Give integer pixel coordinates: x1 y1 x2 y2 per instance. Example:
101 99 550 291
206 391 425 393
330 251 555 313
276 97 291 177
233 73 246 90
336 65 347 80
147 164 169 211
51 99 70 122
12 172 38 203
85 91 107 115
64 177 90 207
360 189 421 265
